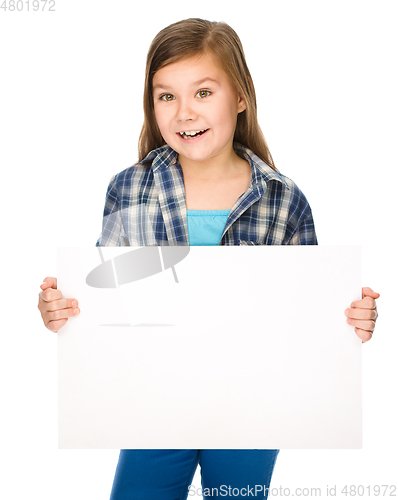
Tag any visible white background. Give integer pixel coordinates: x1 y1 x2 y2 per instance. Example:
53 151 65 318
1 0 396 498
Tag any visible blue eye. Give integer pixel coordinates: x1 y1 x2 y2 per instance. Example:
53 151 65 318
160 94 175 101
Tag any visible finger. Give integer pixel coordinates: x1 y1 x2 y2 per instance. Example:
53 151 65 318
350 296 376 309
46 318 68 333
47 306 80 323
346 318 375 331
354 328 373 343
362 287 380 299
40 288 62 302
41 277 57 290
45 298 78 312
345 307 378 320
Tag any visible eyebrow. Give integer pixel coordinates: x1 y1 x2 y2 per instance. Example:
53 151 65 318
153 77 219 92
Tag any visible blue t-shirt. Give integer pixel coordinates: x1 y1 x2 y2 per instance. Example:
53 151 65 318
186 209 231 246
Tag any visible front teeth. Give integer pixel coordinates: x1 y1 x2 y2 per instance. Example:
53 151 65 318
179 129 207 137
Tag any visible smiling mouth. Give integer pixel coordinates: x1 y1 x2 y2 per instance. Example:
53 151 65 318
178 129 209 140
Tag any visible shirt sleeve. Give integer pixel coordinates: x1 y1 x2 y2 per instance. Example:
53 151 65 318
95 175 130 247
288 210 318 246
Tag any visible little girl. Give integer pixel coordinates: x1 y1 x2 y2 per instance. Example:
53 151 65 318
38 18 380 500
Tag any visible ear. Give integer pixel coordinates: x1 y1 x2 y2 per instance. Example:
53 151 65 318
237 92 247 114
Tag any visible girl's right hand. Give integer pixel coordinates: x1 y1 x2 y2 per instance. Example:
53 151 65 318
38 277 80 333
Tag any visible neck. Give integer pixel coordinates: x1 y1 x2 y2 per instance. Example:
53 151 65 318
178 142 244 181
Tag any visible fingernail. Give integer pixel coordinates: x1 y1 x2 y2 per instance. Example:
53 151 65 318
72 300 77 307
73 308 80 315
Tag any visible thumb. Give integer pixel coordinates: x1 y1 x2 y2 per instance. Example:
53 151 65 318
362 286 380 299
40 277 57 290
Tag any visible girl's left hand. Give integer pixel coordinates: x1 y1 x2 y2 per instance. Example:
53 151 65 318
345 287 380 343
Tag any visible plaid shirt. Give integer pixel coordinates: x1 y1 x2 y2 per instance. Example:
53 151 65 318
96 142 317 247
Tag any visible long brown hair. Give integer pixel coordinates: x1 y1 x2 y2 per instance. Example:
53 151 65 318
138 18 278 172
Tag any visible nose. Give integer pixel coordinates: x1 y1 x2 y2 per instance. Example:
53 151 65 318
176 97 197 123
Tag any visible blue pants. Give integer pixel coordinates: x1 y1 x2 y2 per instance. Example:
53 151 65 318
109 449 280 499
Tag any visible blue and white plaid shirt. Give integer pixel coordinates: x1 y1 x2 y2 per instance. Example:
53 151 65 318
96 142 317 247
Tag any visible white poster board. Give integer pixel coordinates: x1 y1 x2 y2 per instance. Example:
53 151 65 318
57 246 361 449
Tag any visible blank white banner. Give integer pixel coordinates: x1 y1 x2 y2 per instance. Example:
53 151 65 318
57 246 361 449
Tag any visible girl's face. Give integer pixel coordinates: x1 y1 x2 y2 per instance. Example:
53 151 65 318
152 52 246 165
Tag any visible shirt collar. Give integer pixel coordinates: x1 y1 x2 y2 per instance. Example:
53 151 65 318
139 144 179 171
139 142 289 190
233 142 289 190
